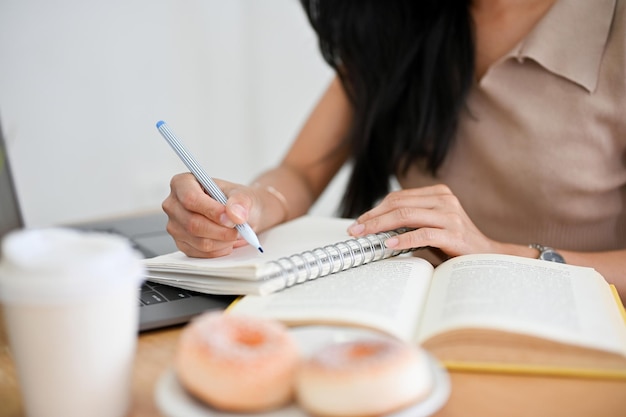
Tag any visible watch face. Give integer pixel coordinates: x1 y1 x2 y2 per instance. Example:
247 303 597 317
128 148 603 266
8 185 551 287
540 250 565 263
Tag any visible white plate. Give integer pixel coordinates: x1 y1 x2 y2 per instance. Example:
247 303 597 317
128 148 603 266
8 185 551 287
155 326 451 417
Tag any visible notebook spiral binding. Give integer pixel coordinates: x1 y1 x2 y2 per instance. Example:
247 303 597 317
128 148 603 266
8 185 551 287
265 228 415 289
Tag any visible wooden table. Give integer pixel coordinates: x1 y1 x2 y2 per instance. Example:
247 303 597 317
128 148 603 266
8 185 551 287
2 310 625 417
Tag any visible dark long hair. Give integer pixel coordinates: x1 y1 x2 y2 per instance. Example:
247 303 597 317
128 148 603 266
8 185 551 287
300 0 475 218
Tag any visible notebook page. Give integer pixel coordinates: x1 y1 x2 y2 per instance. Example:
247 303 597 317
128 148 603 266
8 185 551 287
143 216 355 280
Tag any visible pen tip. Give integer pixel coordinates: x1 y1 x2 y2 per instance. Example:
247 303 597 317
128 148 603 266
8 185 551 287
258 247 264 253
156 120 165 128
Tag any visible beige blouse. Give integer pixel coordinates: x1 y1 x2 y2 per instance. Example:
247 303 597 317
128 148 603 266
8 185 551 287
399 0 626 251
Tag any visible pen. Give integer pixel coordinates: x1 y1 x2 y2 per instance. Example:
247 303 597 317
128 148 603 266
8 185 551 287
156 120 264 253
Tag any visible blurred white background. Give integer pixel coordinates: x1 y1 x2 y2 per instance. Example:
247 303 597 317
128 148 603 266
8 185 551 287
0 0 346 227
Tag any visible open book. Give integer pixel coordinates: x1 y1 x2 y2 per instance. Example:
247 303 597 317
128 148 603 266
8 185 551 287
143 216 413 295
228 253 626 377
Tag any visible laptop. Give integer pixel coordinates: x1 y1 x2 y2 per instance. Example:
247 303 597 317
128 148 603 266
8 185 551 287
0 121 235 331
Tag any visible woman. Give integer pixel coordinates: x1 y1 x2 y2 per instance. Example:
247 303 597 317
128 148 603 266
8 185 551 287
162 0 626 298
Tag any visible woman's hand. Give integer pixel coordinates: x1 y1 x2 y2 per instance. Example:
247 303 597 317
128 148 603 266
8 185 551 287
162 173 262 258
348 184 502 259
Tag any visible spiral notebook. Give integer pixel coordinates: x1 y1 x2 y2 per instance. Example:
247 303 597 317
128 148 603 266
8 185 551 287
143 216 414 295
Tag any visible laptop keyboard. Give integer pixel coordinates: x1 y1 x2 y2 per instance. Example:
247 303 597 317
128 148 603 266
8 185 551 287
139 281 198 306
78 226 207 309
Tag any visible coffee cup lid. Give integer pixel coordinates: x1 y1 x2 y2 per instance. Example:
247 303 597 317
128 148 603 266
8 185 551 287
0 228 145 304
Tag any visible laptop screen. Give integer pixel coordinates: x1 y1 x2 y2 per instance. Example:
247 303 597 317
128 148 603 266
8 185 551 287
0 121 24 238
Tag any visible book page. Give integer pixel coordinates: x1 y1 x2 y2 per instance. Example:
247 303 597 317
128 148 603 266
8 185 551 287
229 257 434 340
416 254 626 356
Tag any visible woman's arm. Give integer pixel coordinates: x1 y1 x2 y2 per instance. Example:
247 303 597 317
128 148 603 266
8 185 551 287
162 76 353 257
249 76 353 231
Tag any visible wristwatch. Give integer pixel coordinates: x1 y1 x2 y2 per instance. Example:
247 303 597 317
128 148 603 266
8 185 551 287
529 243 565 263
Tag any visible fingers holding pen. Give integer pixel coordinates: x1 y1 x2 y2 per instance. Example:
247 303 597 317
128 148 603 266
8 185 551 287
216 179 256 228
163 173 243 257
157 121 263 253
164 209 241 258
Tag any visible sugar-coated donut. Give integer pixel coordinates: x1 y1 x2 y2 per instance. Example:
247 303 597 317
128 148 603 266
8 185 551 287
175 311 299 412
296 338 433 417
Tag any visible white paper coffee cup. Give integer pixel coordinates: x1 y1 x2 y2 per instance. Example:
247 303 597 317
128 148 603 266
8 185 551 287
0 228 145 417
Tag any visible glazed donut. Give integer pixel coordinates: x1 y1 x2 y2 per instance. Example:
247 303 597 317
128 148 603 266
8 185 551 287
175 311 299 412
296 338 433 417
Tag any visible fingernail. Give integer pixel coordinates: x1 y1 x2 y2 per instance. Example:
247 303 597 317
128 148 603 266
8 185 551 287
230 204 247 221
385 237 399 248
219 213 235 228
348 222 365 236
